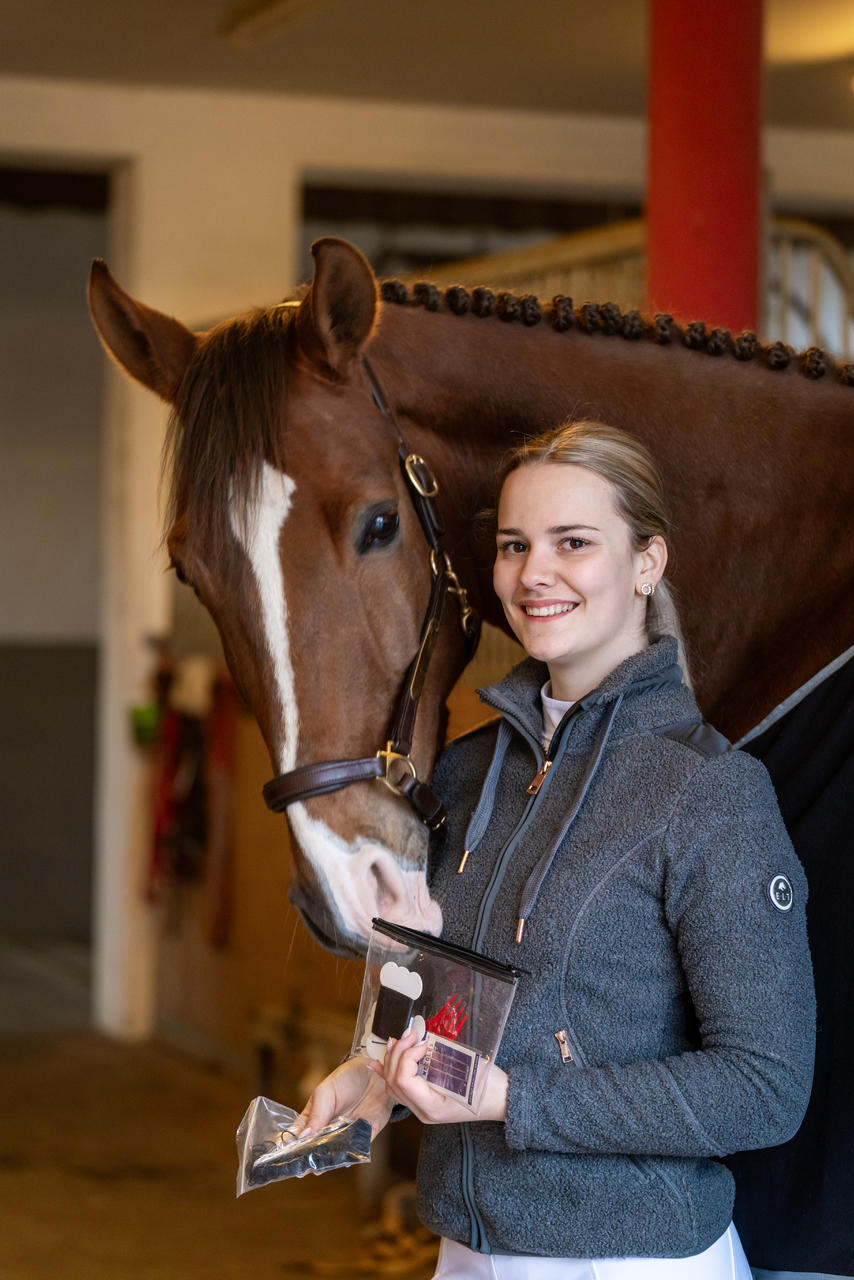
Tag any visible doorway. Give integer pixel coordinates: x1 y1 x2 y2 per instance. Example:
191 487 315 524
0 165 109 1029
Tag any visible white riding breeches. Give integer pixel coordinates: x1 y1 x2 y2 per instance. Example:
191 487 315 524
432 1222 752 1280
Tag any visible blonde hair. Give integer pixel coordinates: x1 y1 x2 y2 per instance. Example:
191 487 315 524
501 420 690 680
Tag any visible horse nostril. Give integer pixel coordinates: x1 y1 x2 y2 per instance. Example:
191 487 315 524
370 859 403 918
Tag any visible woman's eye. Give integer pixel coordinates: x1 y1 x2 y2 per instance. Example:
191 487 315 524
498 540 527 555
360 509 399 552
562 537 588 551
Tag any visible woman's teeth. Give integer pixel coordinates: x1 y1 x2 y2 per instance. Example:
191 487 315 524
524 603 576 617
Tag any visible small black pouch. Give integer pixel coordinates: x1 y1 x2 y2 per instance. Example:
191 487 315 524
371 985 417 1041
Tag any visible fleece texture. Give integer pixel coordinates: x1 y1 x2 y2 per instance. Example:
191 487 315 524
417 637 815 1260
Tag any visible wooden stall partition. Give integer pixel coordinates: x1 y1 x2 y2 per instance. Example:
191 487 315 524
156 702 362 1094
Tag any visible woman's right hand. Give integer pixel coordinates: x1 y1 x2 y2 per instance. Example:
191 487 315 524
286 1057 394 1143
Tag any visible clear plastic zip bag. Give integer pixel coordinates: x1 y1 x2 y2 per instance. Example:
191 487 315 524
352 918 520 1114
236 1061 387 1195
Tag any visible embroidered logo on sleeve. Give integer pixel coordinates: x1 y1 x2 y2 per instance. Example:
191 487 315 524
768 873 794 912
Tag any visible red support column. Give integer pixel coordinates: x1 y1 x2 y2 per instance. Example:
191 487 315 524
645 0 763 333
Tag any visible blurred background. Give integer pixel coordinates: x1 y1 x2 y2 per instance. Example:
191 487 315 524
0 1 852 1276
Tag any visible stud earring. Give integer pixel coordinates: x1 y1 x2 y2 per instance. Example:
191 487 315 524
640 582 654 597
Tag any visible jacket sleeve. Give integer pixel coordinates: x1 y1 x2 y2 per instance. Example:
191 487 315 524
504 750 816 1159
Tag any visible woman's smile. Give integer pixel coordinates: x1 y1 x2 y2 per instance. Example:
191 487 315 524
520 600 578 618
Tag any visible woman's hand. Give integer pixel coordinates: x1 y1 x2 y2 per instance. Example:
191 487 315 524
286 1057 395 1143
375 1026 509 1125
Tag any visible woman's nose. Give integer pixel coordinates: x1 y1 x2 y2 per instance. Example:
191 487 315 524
520 546 555 588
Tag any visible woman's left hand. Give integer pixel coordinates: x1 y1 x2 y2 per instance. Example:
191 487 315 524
373 1026 509 1124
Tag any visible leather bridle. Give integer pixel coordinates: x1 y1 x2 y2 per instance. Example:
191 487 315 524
262 356 478 831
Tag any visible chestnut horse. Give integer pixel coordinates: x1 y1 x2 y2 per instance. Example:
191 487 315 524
88 237 853 958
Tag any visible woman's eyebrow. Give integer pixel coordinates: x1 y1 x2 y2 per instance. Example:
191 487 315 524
495 523 601 536
550 524 600 534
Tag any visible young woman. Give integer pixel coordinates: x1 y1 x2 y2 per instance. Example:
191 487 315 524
297 420 815 1279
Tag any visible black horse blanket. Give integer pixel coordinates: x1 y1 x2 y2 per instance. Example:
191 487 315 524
728 652 854 1276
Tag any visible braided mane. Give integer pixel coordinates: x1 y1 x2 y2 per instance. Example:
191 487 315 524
381 279 854 387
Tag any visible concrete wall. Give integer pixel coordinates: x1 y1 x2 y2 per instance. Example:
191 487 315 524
1 72 851 1037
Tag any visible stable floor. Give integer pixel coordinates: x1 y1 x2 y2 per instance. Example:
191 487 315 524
0 943 436 1280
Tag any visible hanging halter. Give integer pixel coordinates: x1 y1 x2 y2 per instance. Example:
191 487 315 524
261 356 478 830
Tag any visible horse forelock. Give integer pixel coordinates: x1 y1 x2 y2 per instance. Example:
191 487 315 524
164 304 297 561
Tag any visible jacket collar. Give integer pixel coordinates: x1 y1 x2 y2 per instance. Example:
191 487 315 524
478 635 684 743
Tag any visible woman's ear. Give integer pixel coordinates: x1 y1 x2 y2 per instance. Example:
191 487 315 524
640 535 668 589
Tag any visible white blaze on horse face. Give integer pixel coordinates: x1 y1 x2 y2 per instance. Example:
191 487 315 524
229 461 442 947
229 462 298 772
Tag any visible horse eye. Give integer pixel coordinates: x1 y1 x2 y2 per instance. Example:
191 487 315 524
171 559 191 587
360 509 399 553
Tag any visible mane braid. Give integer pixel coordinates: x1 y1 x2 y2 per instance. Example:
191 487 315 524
379 277 852 388
164 305 295 559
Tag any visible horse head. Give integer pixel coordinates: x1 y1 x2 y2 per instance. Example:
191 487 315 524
88 239 477 956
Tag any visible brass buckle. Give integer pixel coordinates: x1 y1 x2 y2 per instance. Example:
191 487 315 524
430 550 475 636
405 454 439 499
376 742 418 796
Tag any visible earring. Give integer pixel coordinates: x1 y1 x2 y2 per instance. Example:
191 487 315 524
640 582 654 597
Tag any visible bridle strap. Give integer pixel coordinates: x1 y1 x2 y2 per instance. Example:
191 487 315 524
261 355 476 830
262 754 446 830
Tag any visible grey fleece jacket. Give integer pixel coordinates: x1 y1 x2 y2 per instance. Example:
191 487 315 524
417 637 815 1260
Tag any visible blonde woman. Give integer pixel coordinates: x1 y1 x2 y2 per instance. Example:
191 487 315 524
302 421 815 1279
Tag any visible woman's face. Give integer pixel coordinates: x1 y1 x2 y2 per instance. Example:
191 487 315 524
493 462 665 700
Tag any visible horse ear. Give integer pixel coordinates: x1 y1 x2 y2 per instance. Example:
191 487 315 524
87 259 198 403
296 238 378 377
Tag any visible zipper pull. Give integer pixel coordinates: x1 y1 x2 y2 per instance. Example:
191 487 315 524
554 1029 573 1064
526 759 553 795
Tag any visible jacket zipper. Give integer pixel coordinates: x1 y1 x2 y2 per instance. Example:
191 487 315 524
468 707 579 953
554 1029 573 1063
460 1128 484 1252
460 699 580 1253
526 759 553 794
